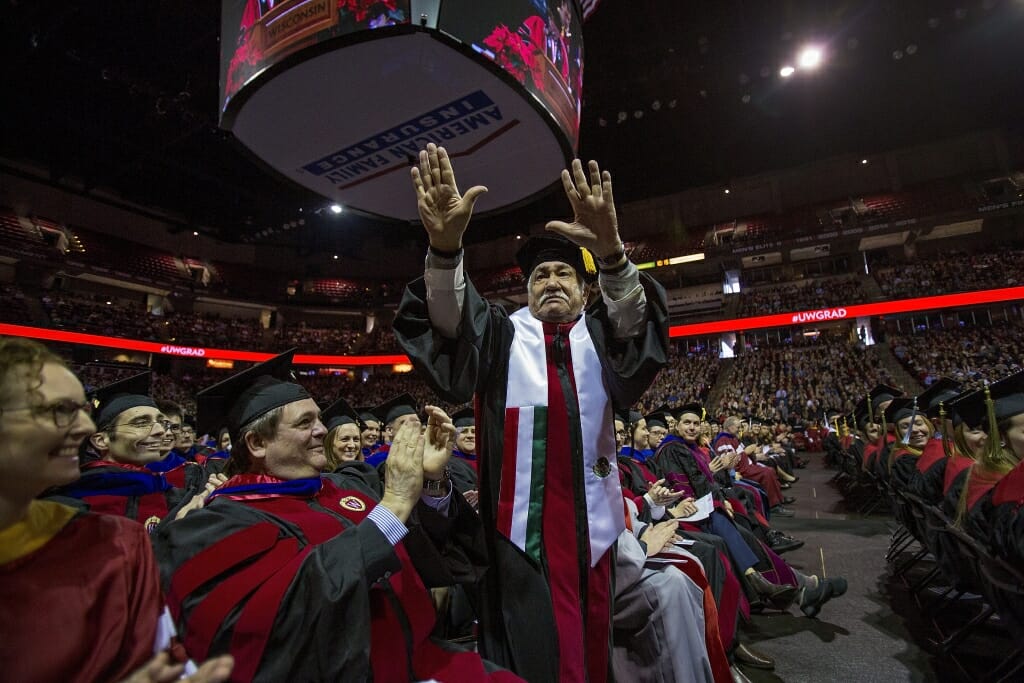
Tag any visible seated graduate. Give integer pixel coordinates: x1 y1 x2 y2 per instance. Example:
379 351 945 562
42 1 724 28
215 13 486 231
153 350 520 682
0 337 233 683
357 406 383 461
647 403 846 617
448 406 479 496
903 381 966 500
955 372 1024 551
863 384 901 476
990 370 1024 565
320 395 365 469
148 399 208 488
365 392 422 468
47 371 206 531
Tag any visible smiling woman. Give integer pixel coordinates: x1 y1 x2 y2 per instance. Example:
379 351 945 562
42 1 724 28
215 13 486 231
0 337 236 682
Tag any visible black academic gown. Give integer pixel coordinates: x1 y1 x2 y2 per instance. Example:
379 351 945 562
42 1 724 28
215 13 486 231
152 464 504 683
394 272 669 683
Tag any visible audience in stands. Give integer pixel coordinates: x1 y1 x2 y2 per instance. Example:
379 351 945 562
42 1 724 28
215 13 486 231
736 276 868 317
873 248 1024 299
889 319 1024 391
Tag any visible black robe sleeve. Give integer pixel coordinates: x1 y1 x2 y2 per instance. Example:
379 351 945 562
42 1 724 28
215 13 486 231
394 275 504 404
990 501 1024 565
650 441 718 501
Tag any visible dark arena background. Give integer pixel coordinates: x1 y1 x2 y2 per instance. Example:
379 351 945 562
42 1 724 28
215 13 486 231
2 1 1024 681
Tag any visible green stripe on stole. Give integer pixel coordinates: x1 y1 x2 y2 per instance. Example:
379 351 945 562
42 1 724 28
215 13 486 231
525 406 547 563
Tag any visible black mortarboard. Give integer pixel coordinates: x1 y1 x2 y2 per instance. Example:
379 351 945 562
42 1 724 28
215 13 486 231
883 397 917 425
452 406 476 429
676 402 706 420
853 396 873 429
988 369 1024 421
90 372 156 431
948 388 986 429
870 383 902 412
321 396 363 432
196 350 309 438
644 410 668 430
356 406 380 425
514 234 598 283
916 378 962 419
373 393 419 426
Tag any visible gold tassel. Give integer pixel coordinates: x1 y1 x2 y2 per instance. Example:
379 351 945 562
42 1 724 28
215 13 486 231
580 248 597 275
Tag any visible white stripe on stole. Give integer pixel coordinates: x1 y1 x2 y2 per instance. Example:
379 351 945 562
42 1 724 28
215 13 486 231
509 405 537 552
568 318 624 565
506 308 624 567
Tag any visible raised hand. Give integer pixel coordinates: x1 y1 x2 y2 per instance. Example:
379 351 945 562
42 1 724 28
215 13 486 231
545 159 623 260
410 143 488 251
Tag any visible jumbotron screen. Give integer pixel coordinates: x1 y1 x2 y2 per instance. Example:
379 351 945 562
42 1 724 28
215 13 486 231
219 0 412 112
438 0 583 145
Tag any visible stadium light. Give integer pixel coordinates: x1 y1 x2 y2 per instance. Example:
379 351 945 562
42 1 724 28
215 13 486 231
330 204 343 214
779 65 795 78
797 46 823 70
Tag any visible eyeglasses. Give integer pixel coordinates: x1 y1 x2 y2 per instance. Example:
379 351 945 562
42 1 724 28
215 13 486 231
112 416 174 433
2 399 94 428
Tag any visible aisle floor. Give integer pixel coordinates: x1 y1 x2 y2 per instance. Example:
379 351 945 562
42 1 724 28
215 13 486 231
736 454 991 683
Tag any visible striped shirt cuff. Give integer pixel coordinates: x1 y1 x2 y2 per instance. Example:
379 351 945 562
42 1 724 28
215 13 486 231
367 504 408 546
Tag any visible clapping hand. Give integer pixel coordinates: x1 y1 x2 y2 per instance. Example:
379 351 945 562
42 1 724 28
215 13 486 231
670 497 698 519
640 519 680 557
647 478 686 507
422 404 456 478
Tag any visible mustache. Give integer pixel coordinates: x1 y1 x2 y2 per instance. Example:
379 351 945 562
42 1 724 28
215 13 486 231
539 291 570 305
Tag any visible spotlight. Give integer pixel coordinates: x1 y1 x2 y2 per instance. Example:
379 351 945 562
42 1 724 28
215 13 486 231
333 255 339 260
330 204 343 214
797 46 823 70
779 65 795 78
617 111 628 123
861 159 869 165
651 100 661 111
192 230 199 236
724 188 731 195
516 234 522 240
633 110 644 119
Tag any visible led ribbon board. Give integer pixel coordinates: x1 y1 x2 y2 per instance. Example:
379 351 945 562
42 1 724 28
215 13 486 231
3 287 1020 364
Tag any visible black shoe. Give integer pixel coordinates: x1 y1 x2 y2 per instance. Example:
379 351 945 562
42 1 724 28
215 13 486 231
745 570 799 608
799 576 835 618
767 530 805 554
780 482 792 490
770 505 795 517
734 643 775 670
782 496 797 505
827 576 848 597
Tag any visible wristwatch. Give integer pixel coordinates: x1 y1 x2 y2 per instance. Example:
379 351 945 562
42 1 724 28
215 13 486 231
422 468 451 497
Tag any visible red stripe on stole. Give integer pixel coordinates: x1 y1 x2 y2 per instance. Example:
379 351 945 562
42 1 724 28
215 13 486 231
542 325 588 683
497 407 520 538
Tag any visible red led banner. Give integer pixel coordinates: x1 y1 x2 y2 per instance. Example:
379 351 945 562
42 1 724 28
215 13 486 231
2 286 1021 364
669 286 1024 337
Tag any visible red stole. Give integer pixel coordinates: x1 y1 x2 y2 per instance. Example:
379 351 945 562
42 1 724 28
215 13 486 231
944 457 974 495
915 438 946 474
992 460 1024 508
965 466 1006 511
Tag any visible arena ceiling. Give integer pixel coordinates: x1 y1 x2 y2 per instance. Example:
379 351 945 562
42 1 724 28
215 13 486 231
2 1 1023 253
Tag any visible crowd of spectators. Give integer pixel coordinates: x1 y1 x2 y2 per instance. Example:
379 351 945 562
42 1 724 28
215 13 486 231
716 334 893 424
41 292 167 340
889 318 1024 391
1 283 32 323
873 247 1024 300
640 344 722 412
272 320 364 354
736 276 868 317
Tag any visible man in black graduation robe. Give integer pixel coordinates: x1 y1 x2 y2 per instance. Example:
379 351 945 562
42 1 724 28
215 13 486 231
153 351 521 682
394 144 669 682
